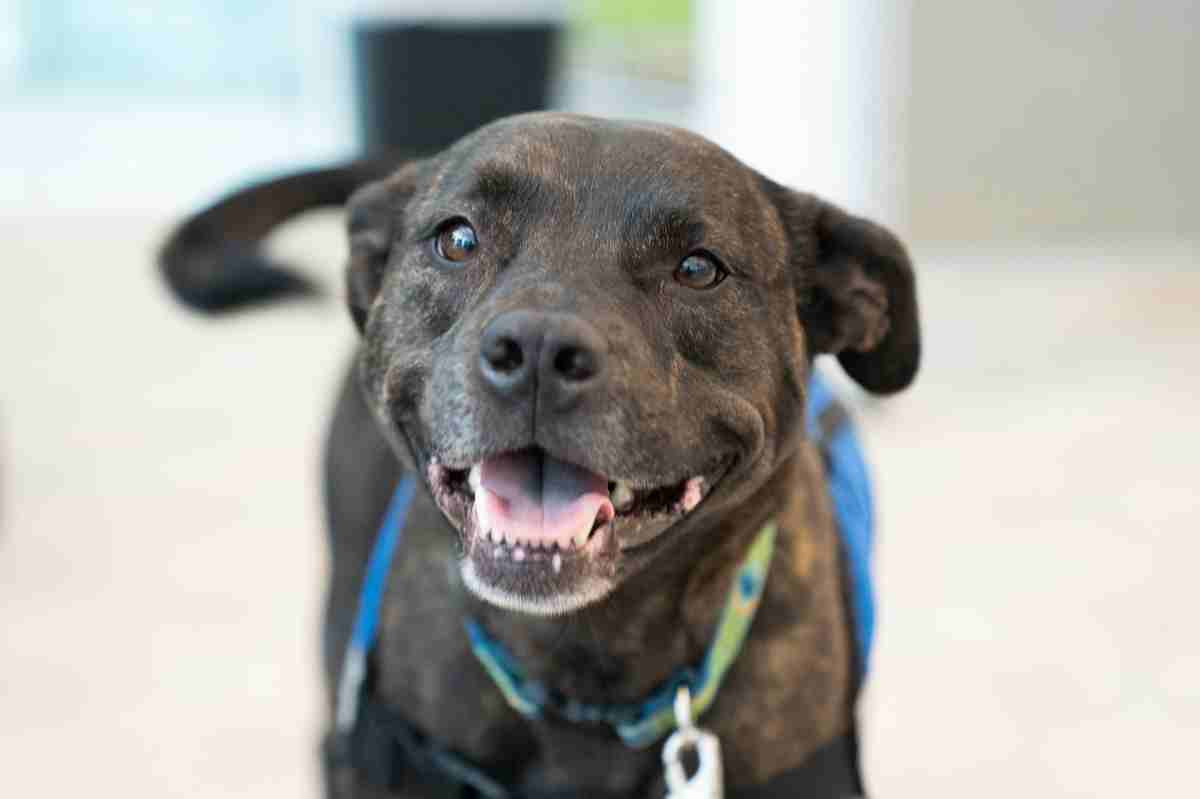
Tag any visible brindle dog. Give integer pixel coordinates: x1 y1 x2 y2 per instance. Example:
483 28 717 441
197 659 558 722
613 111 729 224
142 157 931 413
160 112 919 798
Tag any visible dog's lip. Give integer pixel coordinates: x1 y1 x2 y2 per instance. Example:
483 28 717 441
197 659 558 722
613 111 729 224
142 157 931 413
426 446 734 553
429 448 730 495
613 453 735 552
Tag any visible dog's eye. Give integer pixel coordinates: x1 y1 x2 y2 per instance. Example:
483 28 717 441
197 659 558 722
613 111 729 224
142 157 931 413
434 219 478 263
674 252 726 290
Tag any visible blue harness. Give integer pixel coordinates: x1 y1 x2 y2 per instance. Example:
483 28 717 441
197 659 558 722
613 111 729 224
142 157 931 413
805 371 876 671
332 369 876 795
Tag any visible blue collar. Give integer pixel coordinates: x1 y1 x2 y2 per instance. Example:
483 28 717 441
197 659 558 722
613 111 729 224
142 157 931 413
464 520 778 748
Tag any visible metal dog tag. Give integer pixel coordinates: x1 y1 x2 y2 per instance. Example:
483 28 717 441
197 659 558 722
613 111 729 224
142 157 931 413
662 687 723 799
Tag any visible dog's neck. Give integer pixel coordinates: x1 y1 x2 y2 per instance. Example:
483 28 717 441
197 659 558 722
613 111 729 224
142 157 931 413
464 456 807 707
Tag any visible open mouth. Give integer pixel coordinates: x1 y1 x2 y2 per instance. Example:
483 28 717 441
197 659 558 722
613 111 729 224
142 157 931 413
427 447 722 613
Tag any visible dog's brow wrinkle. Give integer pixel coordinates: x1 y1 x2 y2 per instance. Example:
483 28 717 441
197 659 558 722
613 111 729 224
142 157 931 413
620 203 706 260
470 165 547 207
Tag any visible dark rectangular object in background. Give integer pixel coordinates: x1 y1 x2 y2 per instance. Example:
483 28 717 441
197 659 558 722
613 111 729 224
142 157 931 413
353 21 560 155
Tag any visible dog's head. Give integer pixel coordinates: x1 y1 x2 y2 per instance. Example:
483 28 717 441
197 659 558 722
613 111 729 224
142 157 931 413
346 113 918 614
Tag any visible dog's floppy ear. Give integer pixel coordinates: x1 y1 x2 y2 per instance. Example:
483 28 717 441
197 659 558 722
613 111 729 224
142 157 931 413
765 180 920 394
345 165 419 333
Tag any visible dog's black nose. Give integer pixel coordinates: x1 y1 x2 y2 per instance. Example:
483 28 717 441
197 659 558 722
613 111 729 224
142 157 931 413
479 310 607 409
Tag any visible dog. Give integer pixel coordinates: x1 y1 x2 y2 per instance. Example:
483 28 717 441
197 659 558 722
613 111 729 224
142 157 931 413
160 112 919 798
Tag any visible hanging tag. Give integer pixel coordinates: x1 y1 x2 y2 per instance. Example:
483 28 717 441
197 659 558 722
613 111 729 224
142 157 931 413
662 686 723 799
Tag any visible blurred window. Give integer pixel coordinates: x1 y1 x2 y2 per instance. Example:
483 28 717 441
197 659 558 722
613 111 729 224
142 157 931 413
10 0 300 99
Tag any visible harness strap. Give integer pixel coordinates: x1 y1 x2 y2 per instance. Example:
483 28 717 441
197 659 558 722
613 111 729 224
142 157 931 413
730 729 864 798
328 696 513 798
334 476 418 737
806 372 876 671
330 700 864 799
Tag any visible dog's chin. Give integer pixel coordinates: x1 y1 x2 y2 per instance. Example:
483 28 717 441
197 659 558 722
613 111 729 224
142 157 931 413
426 448 729 616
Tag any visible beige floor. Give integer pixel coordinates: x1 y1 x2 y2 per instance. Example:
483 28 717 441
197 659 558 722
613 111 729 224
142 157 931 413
1 214 1196 797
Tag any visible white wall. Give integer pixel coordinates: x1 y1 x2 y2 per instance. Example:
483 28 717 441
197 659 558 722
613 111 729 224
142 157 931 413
907 0 1199 241
694 0 912 230
696 0 1199 243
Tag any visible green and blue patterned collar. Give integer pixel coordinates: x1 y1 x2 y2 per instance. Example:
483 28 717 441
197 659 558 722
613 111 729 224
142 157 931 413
464 521 778 749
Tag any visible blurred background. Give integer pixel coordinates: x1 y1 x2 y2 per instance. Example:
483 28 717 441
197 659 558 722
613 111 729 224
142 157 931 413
1 1 1196 796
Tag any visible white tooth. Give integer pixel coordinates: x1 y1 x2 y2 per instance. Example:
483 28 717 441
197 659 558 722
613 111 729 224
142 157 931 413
475 488 493 537
552 553 562 573
680 477 705 513
611 480 634 511
513 547 526 562
494 546 505 559
468 464 482 494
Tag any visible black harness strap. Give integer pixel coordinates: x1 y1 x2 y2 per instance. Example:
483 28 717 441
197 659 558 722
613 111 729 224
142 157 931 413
329 685 864 798
731 727 864 798
327 688 512 798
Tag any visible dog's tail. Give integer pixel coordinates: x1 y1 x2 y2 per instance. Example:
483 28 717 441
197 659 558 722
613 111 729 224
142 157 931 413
158 159 394 313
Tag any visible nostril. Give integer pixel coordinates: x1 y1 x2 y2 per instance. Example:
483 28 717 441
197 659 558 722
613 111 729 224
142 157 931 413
553 345 596 382
484 336 524 374
480 311 605 402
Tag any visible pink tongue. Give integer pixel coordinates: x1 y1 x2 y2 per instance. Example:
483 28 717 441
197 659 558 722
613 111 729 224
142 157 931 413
476 450 613 549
